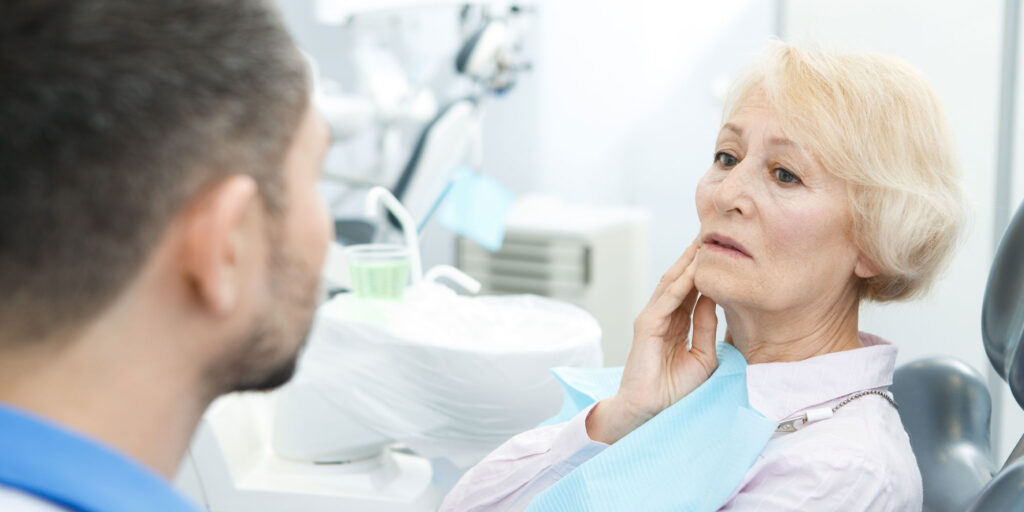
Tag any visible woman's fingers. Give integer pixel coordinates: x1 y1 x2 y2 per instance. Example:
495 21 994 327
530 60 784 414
679 285 700 322
691 295 718 360
647 240 700 307
649 254 699 319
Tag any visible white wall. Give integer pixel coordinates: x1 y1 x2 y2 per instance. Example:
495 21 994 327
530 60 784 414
783 0 1017 459
1014 2 1024 240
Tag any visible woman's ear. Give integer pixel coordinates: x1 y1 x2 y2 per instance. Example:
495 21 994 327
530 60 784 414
854 254 880 279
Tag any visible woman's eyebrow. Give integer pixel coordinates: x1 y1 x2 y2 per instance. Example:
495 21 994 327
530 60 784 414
768 136 797 148
721 123 803 154
722 122 743 137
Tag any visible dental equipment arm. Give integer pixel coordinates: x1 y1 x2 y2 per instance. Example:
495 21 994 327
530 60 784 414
365 186 422 284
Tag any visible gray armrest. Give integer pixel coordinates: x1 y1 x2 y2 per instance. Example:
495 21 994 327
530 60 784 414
968 458 1024 512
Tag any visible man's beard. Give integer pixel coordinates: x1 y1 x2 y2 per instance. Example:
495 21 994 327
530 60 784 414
208 243 321 395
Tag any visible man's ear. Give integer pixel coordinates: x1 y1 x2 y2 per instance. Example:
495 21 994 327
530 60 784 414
178 175 260 315
854 254 880 279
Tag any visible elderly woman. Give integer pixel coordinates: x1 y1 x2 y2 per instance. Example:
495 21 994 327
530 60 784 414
441 42 964 511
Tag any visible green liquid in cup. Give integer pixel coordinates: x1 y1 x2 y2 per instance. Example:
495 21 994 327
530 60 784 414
349 259 410 300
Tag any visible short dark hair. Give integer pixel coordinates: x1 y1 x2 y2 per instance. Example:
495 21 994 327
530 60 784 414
0 0 309 341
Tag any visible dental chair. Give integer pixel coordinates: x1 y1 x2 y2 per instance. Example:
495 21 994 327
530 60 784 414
890 198 1024 512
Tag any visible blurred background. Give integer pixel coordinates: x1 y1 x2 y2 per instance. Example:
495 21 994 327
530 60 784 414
276 0 1024 470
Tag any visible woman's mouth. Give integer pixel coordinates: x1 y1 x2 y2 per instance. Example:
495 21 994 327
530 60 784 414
703 234 751 258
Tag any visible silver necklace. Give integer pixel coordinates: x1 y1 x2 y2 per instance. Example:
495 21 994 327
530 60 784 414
776 390 899 433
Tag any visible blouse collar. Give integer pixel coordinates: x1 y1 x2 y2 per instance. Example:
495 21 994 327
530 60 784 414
745 332 898 422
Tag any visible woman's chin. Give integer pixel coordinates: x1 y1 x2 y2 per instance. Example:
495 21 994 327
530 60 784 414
694 266 738 307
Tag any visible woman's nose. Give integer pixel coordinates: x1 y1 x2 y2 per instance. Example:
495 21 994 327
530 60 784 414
712 161 756 217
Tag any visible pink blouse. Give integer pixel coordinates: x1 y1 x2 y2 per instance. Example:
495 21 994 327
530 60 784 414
441 333 922 511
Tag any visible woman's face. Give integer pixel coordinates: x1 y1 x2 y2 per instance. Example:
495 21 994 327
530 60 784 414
694 91 873 314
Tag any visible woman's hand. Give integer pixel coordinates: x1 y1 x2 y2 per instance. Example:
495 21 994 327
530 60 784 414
586 240 720 444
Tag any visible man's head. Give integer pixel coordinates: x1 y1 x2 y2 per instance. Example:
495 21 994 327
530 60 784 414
0 0 331 394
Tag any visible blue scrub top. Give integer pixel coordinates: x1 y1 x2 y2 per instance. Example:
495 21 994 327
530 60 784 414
0 403 201 512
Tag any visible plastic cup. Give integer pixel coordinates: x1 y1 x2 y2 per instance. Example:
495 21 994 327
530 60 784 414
346 244 411 301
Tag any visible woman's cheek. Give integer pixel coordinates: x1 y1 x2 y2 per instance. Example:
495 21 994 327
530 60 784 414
767 202 840 257
695 173 715 221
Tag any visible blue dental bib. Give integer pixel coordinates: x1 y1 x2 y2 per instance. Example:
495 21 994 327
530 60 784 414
527 343 777 512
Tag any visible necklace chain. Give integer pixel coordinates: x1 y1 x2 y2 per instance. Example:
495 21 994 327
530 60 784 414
832 389 899 414
776 390 898 433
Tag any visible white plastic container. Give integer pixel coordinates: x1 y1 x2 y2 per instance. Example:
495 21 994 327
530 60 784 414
271 282 603 467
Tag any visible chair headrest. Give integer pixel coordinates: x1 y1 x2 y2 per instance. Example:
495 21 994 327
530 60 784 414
983 199 1024 408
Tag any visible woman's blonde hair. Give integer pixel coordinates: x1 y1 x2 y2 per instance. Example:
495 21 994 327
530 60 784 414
723 42 967 302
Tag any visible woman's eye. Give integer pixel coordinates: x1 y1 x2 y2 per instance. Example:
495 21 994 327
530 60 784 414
774 168 801 184
715 152 738 167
